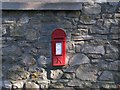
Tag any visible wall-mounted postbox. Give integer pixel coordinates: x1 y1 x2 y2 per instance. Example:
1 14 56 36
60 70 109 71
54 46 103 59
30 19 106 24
51 28 66 66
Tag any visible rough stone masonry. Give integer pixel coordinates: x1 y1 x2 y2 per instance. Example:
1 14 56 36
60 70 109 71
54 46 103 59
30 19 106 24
1 2 120 90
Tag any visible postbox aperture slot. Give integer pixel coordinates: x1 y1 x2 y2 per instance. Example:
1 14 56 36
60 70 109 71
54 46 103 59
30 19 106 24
54 38 64 40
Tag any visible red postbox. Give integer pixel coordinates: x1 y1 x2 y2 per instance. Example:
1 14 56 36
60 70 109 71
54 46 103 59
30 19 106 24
51 28 66 66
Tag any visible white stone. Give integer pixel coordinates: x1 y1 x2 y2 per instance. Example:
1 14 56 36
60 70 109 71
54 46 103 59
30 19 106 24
12 81 24 89
50 69 63 79
3 17 16 24
40 84 49 89
25 82 39 89
91 59 100 63
40 68 48 80
95 0 107 3
38 55 50 67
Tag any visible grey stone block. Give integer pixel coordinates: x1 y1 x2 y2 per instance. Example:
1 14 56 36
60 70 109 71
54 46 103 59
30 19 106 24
69 54 90 66
49 83 64 89
63 65 79 73
10 24 25 37
81 45 105 55
20 54 36 67
18 15 29 24
93 35 108 40
110 26 120 34
2 25 7 35
87 54 102 59
98 60 109 70
62 73 75 79
8 65 24 72
101 2 118 13
75 45 81 53
109 61 120 71
76 64 98 81
104 19 119 28
7 71 30 81
98 81 117 89
105 45 119 54
25 29 38 41
102 13 113 19
109 34 119 40
82 4 101 15
67 41 75 51
90 26 109 34
79 28 88 35
99 71 114 81
64 87 75 90
67 79 83 87
80 15 96 24
2 45 22 56
104 53 119 59
72 35 93 41
2 80 12 89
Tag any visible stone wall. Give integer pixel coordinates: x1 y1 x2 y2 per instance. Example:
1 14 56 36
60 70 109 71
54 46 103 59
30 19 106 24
2 2 120 90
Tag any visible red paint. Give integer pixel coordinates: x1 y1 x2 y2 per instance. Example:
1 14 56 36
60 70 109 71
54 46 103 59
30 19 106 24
51 28 66 66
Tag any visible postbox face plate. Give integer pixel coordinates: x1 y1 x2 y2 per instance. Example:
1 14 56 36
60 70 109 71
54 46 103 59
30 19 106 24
56 42 62 55
51 29 66 66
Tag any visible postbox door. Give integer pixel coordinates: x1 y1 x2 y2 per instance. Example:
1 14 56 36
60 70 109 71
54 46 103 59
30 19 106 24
51 29 66 66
